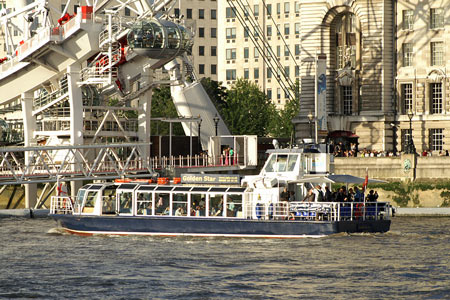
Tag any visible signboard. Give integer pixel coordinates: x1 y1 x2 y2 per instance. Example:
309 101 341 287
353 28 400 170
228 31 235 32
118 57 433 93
315 54 327 135
181 174 241 185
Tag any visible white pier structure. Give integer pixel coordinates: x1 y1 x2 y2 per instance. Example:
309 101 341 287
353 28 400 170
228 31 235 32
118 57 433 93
0 0 230 208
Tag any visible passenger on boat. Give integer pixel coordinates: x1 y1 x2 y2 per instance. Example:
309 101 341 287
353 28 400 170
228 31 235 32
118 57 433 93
354 187 363 202
347 188 355 202
366 190 378 202
289 191 295 201
163 206 170 215
175 207 184 216
315 185 324 202
302 189 315 202
324 186 332 202
280 187 289 201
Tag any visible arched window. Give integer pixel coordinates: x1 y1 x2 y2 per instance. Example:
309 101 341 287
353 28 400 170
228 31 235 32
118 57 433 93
335 13 357 69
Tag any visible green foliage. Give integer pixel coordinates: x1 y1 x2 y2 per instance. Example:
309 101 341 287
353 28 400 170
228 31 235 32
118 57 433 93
200 77 228 110
151 85 184 135
440 191 450 207
222 79 277 136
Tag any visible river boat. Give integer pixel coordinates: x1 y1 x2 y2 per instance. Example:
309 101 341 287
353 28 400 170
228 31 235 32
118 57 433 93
50 146 392 238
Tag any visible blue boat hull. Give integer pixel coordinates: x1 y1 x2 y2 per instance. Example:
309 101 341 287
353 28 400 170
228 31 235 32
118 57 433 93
51 215 391 238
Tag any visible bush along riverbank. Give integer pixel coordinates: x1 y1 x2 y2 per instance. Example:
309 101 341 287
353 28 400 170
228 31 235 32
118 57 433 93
333 180 450 208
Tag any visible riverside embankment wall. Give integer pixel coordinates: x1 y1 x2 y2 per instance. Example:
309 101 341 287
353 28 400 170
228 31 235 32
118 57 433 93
333 155 450 180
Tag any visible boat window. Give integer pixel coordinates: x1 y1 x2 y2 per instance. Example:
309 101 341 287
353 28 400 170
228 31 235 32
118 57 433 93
173 193 188 216
209 187 227 192
155 193 170 215
102 186 117 215
137 185 157 191
264 155 277 172
210 194 224 217
275 155 288 172
136 192 153 216
75 188 86 212
287 154 298 172
191 187 209 192
89 185 103 190
228 188 246 193
156 186 173 191
191 194 206 216
174 186 191 192
85 191 97 207
227 194 243 217
118 183 138 189
118 192 132 214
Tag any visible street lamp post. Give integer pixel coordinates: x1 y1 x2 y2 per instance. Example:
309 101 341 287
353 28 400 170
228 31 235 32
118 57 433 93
307 111 314 139
197 117 202 151
406 109 415 154
213 113 220 136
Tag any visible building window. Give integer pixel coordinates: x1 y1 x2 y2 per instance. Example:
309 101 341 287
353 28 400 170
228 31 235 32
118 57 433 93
342 86 352 115
211 64 217 75
295 1 300 13
226 48 236 60
198 27 205 38
254 48 259 58
431 42 443 66
267 89 272 100
430 8 444 29
254 68 259 79
284 66 290 77
402 43 413 67
430 83 443 114
277 88 281 99
295 23 300 34
266 4 272 15
226 7 236 18
284 24 290 35
211 9 216 19
402 10 413 30
226 27 236 39
199 46 205 56
125 7 131 16
401 83 413 114
244 26 249 38
401 129 412 152
244 68 249 79
198 64 205 75
284 45 289 57
199 9 204 19
295 44 300 56
211 46 217 56
267 25 272 36
295 66 300 77
284 2 290 14
277 3 281 14
226 69 236 80
267 68 272 79
253 5 259 17
210 28 217 38
429 129 443 151
186 8 192 19
277 46 281 57
244 47 249 59
336 13 357 69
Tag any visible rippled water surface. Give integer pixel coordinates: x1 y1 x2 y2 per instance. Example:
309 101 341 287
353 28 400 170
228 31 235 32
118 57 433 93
0 217 449 299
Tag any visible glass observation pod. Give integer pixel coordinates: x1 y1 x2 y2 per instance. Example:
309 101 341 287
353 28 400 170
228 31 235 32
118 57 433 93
127 19 193 59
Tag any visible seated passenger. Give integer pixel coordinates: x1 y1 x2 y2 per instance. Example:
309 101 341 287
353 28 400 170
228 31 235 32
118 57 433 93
163 206 170 215
302 189 315 202
175 206 184 216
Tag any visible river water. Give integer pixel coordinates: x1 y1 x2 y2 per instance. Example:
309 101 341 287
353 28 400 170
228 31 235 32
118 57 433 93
0 217 449 299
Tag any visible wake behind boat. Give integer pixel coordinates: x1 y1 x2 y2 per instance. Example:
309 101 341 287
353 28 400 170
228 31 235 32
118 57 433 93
50 144 392 238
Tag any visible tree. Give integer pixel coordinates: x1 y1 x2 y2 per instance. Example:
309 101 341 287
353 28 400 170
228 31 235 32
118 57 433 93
151 85 184 135
200 77 228 111
222 79 276 136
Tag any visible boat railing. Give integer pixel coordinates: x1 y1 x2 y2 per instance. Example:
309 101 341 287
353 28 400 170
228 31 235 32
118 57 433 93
50 196 75 214
288 201 390 221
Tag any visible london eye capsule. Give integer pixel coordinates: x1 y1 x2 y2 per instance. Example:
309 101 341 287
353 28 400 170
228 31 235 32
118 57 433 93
127 19 192 59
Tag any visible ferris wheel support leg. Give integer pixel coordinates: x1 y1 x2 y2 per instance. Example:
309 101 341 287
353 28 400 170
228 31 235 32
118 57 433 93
67 64 84 197
138 68 153 170
21 92 38 209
